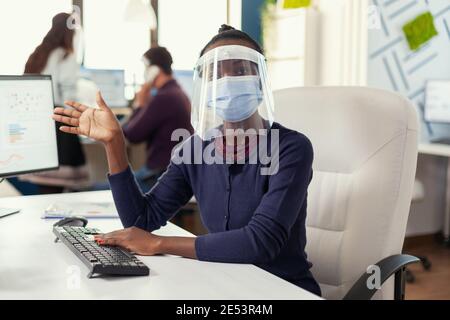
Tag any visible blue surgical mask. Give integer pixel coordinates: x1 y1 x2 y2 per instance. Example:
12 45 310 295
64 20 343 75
207 76 263 122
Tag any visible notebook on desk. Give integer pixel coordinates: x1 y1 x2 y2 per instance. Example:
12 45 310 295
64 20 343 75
42 201 119 219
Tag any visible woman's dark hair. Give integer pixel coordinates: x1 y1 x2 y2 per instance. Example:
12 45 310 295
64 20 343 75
24 13 75 74
143 46 173 75
200 24 263 57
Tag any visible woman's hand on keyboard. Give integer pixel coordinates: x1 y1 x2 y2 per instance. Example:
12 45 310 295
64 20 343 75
95 226 162 256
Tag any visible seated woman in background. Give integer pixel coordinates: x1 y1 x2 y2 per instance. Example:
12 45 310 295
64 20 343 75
17 12 89 194
52 25 321 295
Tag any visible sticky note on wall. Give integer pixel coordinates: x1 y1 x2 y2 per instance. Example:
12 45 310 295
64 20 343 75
402 12 438 51
283 0 312 9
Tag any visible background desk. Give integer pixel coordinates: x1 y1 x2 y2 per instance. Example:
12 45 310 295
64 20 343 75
0 191 320 300
419 143 450 243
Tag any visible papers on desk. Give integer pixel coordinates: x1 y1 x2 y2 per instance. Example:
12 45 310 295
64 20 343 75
42 201 119 219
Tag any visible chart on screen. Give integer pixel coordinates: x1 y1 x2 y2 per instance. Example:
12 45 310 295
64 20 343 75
0 77 58 176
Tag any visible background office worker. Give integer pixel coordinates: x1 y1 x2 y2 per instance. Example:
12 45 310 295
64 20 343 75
52 25 321 295
121 47 193 192
18 12 88 194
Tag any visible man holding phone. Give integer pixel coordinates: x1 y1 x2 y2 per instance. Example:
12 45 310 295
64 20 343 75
123 46 193 192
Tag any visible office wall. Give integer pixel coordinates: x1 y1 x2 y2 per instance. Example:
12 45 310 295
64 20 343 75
315 0 369 86
241 0 266 45
368 0 450 141
255 0 370 89
368 0 450 236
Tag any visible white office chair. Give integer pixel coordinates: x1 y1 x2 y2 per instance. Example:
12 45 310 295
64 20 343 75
274 87 420 300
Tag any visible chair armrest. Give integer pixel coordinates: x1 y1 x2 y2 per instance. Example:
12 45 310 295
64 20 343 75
343 254 420 300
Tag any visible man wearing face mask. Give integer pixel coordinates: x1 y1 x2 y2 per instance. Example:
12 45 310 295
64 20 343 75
122 46 193 191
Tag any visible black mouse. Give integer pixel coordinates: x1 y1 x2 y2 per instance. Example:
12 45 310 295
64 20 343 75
53 216 88 227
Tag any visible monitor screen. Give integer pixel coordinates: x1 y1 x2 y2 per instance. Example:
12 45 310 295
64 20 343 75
80 68 128 108
0 75 59 178
424 80 450 123
173 70 194 100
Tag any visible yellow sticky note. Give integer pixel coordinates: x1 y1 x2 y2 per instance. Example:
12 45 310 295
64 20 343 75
283 0 312 9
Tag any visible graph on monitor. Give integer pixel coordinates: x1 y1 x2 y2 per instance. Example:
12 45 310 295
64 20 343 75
0 76 59 177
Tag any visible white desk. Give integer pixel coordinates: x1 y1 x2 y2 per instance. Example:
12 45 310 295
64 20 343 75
419 143 450 157
0 191 320 300
418 143 450 242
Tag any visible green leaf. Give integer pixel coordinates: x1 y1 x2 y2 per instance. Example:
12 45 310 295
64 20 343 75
402 11 438 51
283 0 312 9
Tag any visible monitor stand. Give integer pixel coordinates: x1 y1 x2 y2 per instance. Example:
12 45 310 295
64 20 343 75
0 207 20 219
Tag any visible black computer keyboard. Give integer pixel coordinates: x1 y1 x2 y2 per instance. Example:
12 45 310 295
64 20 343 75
54 226 150 278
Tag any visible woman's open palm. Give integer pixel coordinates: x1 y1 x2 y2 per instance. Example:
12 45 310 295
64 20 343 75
52 92 122 144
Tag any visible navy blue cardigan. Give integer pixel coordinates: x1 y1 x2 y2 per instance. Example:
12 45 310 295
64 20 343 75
108 122 321 296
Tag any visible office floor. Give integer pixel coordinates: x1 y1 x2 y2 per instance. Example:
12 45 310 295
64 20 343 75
404 235 450 300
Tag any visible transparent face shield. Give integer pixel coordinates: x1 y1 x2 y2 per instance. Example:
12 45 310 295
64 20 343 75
191 45 275 141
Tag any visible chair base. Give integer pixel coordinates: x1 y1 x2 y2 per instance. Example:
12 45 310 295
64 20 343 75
433 232 450 247
440 234 450 247
405 256 432 283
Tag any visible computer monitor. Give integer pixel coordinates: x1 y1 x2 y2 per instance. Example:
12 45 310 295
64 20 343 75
79 68 128 108
424 80 450 123
0 75 59 217
173 70 194 100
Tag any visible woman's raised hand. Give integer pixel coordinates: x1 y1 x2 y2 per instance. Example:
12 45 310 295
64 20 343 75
52 91 122 144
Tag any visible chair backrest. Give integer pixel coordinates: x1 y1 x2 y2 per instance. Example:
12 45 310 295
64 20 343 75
274 87 419 299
